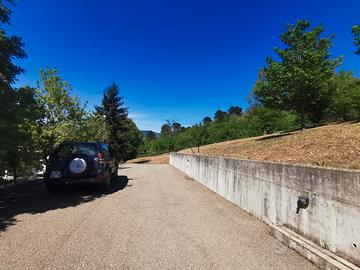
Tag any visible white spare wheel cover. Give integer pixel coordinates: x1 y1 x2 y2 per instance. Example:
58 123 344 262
69 158 87 174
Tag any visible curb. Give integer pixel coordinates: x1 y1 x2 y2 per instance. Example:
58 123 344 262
270 225 360 270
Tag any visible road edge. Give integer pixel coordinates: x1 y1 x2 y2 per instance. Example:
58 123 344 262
270 225 360 270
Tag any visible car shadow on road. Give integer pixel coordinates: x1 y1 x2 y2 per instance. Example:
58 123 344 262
0 175 129 232
110 175 129 191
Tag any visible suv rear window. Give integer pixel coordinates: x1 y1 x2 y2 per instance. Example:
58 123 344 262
56 143 98 158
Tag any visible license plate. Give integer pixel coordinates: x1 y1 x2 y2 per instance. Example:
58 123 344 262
50 170 62 179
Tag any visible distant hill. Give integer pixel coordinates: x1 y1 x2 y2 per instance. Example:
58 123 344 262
141 130 161 138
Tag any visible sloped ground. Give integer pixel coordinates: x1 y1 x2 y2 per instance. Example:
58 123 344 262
128 122 360 170
127 153 169 164
181 122 360 170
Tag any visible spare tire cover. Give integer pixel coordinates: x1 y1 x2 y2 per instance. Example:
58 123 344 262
69 158 87 174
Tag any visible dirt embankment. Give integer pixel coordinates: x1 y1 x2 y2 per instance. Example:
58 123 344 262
127 122 360 170
127 153 169 164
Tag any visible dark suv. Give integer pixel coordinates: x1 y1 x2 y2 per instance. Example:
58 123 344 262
44 141 118 193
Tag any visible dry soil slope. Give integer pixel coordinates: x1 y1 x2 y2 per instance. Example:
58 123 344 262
127 153 169 164
129 122 360 170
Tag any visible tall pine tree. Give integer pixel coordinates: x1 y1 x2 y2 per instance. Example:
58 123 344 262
96 83 130 161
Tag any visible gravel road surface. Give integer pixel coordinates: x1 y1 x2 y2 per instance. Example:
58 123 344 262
0 164 317 270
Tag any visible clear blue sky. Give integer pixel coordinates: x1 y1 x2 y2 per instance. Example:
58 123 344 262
7 0 360 132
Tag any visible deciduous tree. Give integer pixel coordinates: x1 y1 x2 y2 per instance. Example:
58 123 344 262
202 116 212 124
330 71 360 120
228 106 242 116
1 86 43 180
352 25 360 55
172 122 182 133
214 110 227 121
145 131 157 141
36 68 88 158
0 0 31 178
122 119 143 160
253 20 341 127
161 123 171 137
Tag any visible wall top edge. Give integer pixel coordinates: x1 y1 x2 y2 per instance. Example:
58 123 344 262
170 152 360 174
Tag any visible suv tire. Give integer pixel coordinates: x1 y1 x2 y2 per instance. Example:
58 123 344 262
98 170 111 194
111 167 118 180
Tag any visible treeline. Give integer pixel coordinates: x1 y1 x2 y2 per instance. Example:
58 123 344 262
140 107 299 156
0 1 141 180
141 20 360 156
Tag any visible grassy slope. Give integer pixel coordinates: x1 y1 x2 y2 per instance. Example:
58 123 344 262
128 122 360 170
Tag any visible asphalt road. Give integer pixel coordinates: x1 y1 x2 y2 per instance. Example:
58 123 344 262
0 164 317 270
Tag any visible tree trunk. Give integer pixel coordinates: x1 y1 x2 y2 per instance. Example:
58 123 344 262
13 167 17 183
300 105 305 129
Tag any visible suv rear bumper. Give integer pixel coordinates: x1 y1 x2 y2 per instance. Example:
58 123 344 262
44 174 107 185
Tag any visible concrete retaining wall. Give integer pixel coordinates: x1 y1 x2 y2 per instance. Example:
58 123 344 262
170 152 360 266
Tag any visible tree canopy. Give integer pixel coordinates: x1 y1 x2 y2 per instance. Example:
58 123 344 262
228 106 242 116
214 110 227 121
36 68 89 158
253 20 341 127
352 25 360 55
145 131 157 141
96 83 141 161
202 116 212 124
